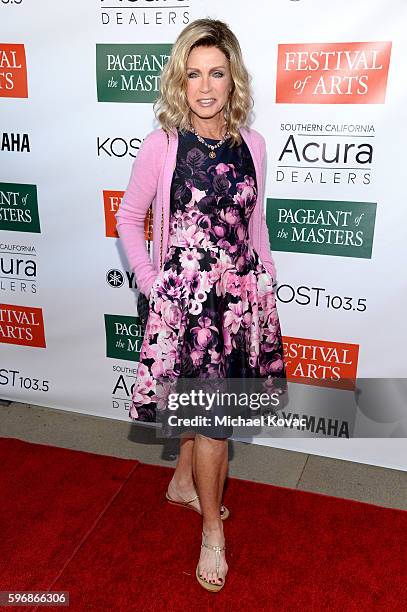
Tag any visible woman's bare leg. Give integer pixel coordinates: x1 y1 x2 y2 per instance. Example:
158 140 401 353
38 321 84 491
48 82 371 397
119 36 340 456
193 434 228 586
167 432 201 512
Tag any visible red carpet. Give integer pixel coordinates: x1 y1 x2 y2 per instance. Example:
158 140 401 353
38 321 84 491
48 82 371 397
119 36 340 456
0 437 406 611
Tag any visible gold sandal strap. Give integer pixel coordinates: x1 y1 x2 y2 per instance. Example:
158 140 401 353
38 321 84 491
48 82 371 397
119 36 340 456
170 481 199 505
201 532 225 577
184 494 199 504
201 542 226 552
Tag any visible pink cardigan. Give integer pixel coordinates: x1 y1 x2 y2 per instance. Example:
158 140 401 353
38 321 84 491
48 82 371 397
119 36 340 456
115 125 277 298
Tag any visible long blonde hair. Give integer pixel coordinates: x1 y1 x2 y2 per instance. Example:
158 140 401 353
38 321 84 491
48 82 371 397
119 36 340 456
153 18 254 147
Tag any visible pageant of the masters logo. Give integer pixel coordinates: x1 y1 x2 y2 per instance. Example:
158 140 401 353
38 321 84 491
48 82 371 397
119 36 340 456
105 314 145 361
276 41 392 103
267 198 376 259
0 183 41 233
96 43 172 103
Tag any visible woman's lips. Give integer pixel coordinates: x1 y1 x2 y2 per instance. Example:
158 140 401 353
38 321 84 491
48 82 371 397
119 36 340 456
197 99 216 106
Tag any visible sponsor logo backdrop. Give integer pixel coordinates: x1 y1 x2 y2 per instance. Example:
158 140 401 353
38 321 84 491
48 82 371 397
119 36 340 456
2 1 407 467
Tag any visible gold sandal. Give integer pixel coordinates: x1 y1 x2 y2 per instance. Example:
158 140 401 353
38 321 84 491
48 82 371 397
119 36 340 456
195 531 226 592
165 490 230 520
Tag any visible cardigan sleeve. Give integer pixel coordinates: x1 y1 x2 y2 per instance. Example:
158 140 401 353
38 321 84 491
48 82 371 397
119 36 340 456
114 130 164 298
258 134 277 282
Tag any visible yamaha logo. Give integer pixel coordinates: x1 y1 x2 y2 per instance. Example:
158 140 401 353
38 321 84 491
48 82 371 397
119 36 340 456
106 268 124 288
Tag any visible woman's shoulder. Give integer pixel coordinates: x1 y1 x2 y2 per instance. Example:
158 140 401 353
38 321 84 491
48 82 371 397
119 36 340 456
142 127 169 148
240 126 266 153
136 127 169 167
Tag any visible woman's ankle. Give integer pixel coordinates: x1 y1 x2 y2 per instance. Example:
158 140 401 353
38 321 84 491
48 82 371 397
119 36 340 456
171 472 194 489
203 518 223 534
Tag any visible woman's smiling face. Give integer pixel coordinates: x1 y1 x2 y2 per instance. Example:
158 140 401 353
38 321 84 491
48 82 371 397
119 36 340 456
186 45 232 124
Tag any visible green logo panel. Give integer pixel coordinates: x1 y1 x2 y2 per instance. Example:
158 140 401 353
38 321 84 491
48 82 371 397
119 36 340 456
0 182 40 233
96 43 172 103
267 198 377 258
105 314 145 361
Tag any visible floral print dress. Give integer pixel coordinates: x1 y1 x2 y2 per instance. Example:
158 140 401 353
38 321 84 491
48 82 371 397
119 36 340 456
130 128 286 437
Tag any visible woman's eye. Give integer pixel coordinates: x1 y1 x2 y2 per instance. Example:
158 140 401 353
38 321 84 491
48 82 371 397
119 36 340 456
187 72 224 78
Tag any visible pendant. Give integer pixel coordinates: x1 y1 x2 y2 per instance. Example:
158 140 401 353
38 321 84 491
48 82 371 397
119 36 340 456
208 150 216 159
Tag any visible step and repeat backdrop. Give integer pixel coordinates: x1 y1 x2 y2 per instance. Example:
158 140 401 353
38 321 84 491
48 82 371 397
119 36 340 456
2 1 407 468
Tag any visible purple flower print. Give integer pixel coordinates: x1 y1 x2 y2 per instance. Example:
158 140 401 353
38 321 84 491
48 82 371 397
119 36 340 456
213 173 231 195
129 129 287 425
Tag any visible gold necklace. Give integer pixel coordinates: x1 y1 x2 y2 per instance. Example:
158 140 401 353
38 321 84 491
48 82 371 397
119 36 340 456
188 124 231 159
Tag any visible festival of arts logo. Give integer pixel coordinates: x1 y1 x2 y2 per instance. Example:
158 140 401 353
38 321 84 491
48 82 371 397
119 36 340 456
276 41 392 103
96 43 172 103
0 44 28 98
105 188 152 240
282 335 359 390
0 303 46 347
104 190 124 238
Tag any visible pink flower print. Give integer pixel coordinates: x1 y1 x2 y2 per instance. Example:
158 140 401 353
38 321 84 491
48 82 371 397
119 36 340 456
216 238 233 252
194 287 208 304
223 271 241 298
191 316 218 348
151 336 177 377
213 162 236 178
270 358 285 373
190 299 203 316
179 247 203 274
155 379 175 412
132 364 155 410
208 347 222 366
221 326 233 356
178 224 206 248
213 224 226 239
129 404 139 419
263 325 278 351
214 162 230 174
217 248 236 270
196 213 212 232
135 363 153 384
236 175 254 192
148 351 166 378
236 224 247 241
189 185 207 204
146 308 164 336
235 175 256 209
161 301 182 329
235 254 246 270
195 270 212 295
248 328 261 368
190 348 204 368
257 271 274 298
223 302 243 335
222 207 240 226
155 274 184 303
242 311 252 329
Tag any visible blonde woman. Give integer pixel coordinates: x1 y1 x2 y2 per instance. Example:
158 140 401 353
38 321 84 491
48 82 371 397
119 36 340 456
115 18 286 592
